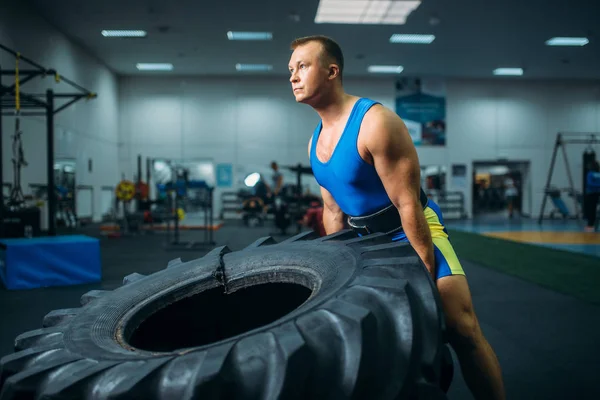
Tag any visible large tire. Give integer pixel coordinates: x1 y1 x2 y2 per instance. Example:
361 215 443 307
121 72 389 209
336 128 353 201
0 230 452 399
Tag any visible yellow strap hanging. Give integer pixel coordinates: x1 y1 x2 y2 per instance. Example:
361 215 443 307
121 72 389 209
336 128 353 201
15 53 20 113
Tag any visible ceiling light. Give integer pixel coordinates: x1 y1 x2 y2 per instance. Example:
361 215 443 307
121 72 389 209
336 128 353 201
315 0 421 25
493 68 523 76
390 34 435 44
136 63 174 71
235 64 273 72
102 30 147 37
227 31 273 40
545 37 589 46
368 65 404 73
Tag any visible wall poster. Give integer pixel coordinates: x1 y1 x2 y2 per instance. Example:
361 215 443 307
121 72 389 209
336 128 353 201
395 78 446 146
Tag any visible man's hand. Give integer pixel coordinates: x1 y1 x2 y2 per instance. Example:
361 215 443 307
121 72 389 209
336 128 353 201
360 105 436 278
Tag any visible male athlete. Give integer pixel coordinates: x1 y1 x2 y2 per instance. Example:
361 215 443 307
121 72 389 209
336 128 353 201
288 35 505 400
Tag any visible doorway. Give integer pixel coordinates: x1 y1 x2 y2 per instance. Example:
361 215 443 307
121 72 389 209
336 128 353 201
472 160 531 219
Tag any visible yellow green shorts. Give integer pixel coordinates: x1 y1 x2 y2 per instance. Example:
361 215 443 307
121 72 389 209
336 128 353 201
392 200 466 280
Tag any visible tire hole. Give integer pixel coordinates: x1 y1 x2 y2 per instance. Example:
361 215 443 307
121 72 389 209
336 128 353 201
126 283 311 352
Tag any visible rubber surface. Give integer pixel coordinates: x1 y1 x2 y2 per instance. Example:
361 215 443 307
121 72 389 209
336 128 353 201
0 230 451 399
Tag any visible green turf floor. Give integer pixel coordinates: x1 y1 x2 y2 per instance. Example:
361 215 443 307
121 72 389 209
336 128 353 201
447 229 600 305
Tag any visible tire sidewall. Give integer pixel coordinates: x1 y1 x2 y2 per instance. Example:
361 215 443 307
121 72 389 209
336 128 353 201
62 241 360 361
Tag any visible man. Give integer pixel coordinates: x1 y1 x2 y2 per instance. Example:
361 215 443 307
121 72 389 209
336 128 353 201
266 161 284 198
288 35 506 400
504 174 519 218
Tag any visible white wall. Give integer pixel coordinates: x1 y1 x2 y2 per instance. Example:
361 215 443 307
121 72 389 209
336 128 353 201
1 0 120 222
119 75 600 220
447 79 600 217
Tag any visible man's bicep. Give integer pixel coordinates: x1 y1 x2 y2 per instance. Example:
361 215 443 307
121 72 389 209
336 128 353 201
369 114 422 207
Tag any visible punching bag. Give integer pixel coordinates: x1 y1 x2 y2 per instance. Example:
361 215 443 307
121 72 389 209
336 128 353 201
583 149 596 216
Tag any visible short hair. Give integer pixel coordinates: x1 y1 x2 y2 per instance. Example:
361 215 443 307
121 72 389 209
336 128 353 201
290 35 344 81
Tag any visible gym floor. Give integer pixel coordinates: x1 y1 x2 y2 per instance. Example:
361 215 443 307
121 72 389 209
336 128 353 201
447 216 600 258
0 219 599 400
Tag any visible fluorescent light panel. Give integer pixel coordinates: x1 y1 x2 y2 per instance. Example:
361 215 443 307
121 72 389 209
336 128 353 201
102 30 147 37
368 65 404 73
545 37 589 46
315 0 421 25
493 68 523 76
390 34 435 43
227 31 273 40
136 63 173 71
235 63 273 72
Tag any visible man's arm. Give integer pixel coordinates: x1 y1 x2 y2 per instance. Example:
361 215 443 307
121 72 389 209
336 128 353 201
307 136 345 234
361 106 436 278
320 186 345 234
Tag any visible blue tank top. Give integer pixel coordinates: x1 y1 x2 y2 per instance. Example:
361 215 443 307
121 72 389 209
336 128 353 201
310 98 393 217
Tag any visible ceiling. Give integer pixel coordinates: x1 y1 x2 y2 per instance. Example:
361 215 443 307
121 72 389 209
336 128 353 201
29 0 600 79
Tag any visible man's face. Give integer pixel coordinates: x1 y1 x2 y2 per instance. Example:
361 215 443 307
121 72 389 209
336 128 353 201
288 42 331 104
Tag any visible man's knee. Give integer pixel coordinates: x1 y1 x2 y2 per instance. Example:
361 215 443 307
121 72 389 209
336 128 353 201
446 305 481 351
437 276 482 352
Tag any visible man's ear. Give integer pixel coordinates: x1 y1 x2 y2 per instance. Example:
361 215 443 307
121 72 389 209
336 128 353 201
328 64 340 80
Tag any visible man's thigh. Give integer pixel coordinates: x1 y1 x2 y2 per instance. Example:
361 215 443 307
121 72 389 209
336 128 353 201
423 205 466 280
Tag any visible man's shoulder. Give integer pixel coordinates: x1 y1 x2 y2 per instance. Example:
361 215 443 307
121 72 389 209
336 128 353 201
362 102 401 132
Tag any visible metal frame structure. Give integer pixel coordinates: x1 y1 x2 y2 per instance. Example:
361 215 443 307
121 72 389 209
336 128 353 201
537 132 600 224
0 43 96 236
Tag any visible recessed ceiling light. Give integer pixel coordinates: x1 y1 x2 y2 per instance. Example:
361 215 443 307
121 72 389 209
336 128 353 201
493 68 523 76
390 34 435 44
227 31 273 41
545 37 589 46
235 64 273 72
368 65 404 74
315 0 421 25
136 63 174 71
102 30 147 37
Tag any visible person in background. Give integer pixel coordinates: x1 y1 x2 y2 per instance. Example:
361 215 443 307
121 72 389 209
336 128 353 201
503 174 519 218
298 200 326 237
266 161 284 198
584 161 600 232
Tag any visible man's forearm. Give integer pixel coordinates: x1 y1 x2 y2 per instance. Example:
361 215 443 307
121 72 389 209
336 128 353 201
323 208 345 234
398 203 436 278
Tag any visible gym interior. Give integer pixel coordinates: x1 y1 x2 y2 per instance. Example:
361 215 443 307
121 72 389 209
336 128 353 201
1 1 599 399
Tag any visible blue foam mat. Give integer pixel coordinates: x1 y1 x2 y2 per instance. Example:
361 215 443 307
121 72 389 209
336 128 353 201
0 235 101 290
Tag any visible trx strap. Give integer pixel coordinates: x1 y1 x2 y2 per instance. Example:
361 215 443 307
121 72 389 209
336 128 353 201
9 53 28 207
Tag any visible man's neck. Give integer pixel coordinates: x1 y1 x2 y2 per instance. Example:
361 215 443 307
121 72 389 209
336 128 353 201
313 87 354 127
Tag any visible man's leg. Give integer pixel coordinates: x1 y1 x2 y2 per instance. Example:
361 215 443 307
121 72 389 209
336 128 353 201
437 275 506 400
417 202 505 398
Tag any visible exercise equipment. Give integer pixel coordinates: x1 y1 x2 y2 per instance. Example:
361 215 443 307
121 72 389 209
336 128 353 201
115 180 136 202
583 147 597 214
0 43 96 237
241 197 265 227
136 181 149 200
538 132 600 223
0 231 454 397
162 167 216 251
0 235 101 290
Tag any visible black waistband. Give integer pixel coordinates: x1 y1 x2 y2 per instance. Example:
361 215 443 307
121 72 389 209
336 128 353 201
347 188 429 235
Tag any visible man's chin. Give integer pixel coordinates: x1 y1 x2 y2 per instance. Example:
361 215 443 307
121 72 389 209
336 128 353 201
294 94 309 104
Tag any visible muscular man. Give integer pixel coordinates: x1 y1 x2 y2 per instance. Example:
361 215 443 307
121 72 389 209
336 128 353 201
288 35 506 400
